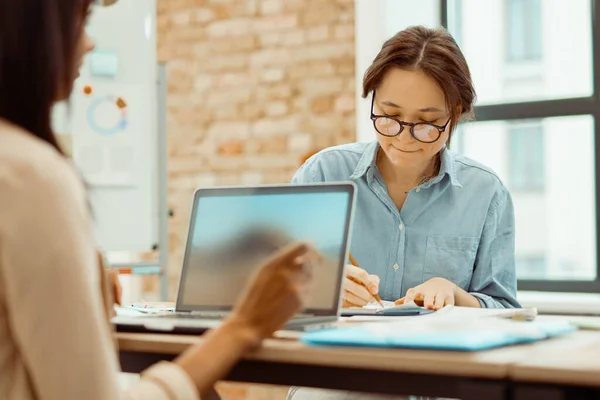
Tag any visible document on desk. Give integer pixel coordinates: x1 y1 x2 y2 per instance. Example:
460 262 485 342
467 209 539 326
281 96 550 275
345 305 537 322
303 313 577 351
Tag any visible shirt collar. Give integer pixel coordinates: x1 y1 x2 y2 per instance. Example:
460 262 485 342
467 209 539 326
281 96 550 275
427 146 462 188
349 142 462 188
349 141 379 179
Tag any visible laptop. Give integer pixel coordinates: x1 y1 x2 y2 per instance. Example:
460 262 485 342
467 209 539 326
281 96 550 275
113 182 356 335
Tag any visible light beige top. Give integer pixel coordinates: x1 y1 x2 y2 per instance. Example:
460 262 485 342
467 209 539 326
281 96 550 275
0 119 199 400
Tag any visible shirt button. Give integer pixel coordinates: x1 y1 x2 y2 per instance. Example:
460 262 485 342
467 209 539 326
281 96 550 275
393 263 399 271
416 188 421 193
399 224 404 231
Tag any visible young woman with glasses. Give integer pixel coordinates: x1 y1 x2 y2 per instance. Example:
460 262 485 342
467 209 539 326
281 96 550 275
288 22 521 400
294 26 520 313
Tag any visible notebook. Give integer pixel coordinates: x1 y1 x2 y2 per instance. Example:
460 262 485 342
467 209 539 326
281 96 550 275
341 300 435 316
302 314 576 351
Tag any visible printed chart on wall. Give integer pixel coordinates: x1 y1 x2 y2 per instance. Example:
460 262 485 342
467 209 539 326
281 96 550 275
72 82 140 187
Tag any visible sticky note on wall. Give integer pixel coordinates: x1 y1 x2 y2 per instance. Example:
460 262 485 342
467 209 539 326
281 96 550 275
90 49 119 77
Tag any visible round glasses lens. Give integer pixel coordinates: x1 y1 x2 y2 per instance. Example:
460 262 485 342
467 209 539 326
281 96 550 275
413 123 439 142
374 117 401 136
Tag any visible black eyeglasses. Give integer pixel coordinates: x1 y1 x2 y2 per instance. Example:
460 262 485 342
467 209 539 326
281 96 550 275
370 93 451 143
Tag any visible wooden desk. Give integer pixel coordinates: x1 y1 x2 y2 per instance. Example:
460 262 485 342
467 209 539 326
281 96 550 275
117 332 524 400
117 329 600 400
509 330 600 400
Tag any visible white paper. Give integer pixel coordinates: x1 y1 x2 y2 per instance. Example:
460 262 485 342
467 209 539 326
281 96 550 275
361 299 396 310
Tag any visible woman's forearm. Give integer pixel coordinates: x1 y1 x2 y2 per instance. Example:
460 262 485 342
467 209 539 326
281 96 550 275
454 286 482 308
174 318 260 397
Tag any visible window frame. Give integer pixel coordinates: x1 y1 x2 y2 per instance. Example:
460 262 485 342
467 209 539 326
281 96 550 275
441 0 600 293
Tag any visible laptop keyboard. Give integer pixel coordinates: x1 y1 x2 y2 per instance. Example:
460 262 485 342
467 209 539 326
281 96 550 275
157 311 230 319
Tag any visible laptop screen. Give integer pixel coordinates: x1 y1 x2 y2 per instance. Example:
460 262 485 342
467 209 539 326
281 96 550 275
177 184 355 315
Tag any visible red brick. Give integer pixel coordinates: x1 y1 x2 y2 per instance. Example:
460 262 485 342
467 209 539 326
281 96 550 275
255 84 293 101
251 116 300 136
260 68 285 83
165 25 206 43
265 101 289 116
216 72 258 87
288 132 314 153
253 14 298 32
258 33 279 47
193 8 216 24
171 11 192 26
281 30 305 46
210 36 257 53
334 95 355 112
250 48 292 66
259 0 284 15
207 122 251 139
218 139 245 155
299 77 344 97
306 26 330 42
292 42 354 62
301 3 343 26
207 18 251 37
310 96 334 113
334 23 355 40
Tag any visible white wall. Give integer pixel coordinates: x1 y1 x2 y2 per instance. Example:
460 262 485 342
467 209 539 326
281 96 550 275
53 0 159 252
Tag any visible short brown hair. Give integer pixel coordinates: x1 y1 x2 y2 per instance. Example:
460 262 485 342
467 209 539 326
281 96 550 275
363 26 476 136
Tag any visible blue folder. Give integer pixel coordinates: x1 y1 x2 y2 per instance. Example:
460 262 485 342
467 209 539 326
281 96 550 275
301 320 577 351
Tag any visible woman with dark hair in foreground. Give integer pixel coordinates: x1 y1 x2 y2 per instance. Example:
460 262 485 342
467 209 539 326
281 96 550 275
0 1 319 399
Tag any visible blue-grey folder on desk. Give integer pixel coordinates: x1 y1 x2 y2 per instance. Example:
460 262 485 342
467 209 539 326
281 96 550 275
301 319 577 351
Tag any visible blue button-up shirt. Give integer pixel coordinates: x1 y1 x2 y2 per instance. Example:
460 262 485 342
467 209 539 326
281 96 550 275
292 141 520 309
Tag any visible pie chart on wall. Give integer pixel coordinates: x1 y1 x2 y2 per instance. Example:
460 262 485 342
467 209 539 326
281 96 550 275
71 82 142 188
86 94 129 136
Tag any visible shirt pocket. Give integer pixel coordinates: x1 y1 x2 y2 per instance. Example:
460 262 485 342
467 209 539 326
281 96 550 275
423 235 479 289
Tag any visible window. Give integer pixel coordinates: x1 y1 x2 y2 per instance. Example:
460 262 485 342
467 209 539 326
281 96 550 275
505 0 543 62
446 0 463 48
445 0 593 105
516 256 547 280
454 116 596 283
508 123 544 191
444 0 600 292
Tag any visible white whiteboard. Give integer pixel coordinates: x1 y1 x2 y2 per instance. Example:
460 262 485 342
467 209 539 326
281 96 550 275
54 0 159 252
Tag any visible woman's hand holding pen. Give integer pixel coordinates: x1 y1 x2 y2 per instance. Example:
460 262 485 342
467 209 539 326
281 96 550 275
342 264 380 307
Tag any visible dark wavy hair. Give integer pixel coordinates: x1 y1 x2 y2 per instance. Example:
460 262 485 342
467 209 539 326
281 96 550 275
0 0 93 154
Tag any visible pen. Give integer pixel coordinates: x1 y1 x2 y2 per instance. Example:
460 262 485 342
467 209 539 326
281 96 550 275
348 252 384 308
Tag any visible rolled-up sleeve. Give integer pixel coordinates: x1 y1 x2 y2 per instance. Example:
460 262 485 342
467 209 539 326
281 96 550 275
0 147 201 400
469 187 521 309
124 362 200 400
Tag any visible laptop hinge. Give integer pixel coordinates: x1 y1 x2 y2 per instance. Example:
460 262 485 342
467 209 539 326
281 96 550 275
294 313 315 319
186 310 315 318
189 310 229 316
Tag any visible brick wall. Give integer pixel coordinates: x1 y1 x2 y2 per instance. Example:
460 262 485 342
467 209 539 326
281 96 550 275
157 0 356 292
156 1 356 398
